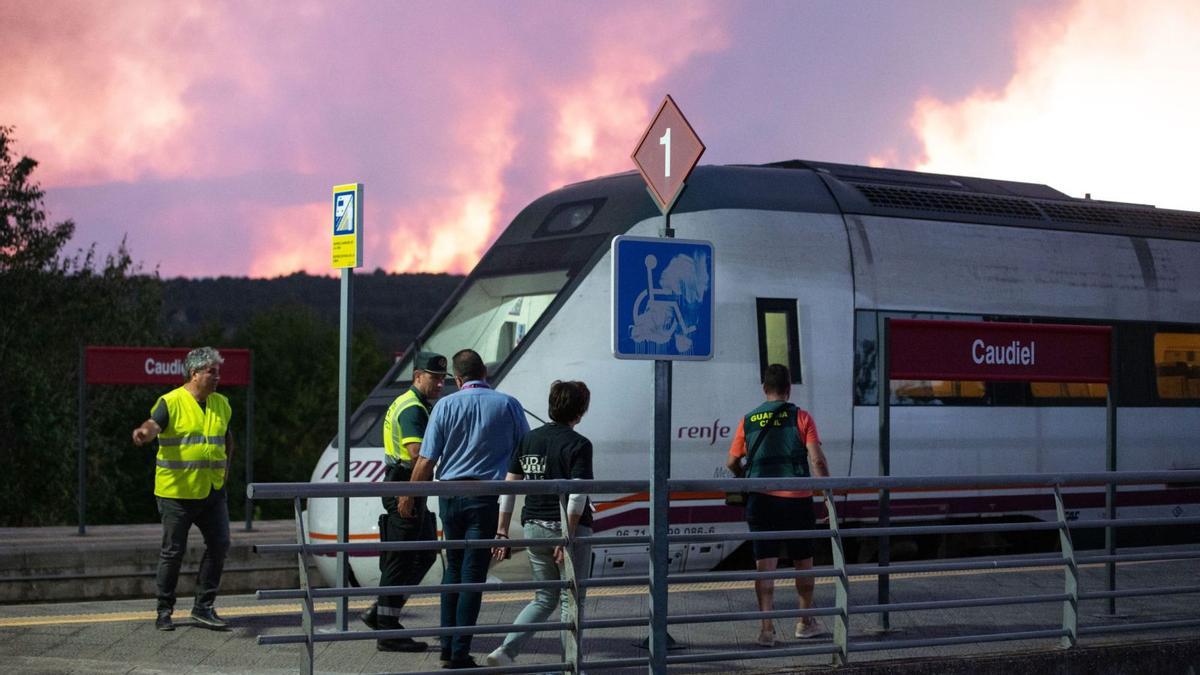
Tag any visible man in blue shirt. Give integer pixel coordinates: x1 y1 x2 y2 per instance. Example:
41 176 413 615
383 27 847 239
400 349 529 669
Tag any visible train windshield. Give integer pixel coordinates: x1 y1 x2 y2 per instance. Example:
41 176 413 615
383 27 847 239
393 269 569 382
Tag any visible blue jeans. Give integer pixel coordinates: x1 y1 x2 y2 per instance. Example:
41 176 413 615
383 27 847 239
438 495 499 660
497 521 591 659
155 488 230 613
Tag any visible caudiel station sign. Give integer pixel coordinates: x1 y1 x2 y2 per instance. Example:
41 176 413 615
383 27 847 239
972 339 1036 366
888 319 1111 383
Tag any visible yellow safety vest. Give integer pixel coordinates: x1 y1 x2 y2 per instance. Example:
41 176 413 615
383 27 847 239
153 387 231 499
382 387 428 463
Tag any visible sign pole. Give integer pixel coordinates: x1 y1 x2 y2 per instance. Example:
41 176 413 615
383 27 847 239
335 267 353 630
1105 331 1118 615
77 344 87 536
877 316 891 631
245 354 255 531
648 209 673 674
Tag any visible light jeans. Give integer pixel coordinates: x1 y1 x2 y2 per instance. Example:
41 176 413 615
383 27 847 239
497 521 591 659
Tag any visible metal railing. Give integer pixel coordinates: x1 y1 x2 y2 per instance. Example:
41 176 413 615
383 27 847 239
248 470 1200 673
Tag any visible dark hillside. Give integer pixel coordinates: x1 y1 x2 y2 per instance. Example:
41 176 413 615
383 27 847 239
159 270 463 355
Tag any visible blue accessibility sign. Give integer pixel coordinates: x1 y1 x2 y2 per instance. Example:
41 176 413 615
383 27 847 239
611 235 714 360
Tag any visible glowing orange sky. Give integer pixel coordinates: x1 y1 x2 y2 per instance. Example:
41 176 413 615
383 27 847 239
2 0 1196 278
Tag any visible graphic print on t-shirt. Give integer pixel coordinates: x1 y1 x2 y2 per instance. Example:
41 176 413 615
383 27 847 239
519 454 547 478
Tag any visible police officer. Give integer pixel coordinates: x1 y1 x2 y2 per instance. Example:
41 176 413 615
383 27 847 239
363 351 446 652
132 346 233 632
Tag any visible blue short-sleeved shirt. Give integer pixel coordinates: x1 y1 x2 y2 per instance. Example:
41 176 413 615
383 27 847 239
420 381 530 481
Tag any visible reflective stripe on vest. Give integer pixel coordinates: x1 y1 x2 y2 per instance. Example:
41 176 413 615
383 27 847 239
383 388 428 462
156 459 229 470
157 435 227 447
154 386 232 499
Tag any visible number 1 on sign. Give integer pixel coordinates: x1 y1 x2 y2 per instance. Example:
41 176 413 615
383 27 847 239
659 127 671 178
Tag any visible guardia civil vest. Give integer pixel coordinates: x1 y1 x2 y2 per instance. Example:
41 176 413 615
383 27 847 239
154 387 231 499
743 402 810 479
383 387 428 463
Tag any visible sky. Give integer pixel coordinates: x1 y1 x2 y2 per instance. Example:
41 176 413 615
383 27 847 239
2 0 1198 279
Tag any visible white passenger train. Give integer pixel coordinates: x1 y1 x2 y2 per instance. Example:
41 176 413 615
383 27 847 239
307 160 1200 586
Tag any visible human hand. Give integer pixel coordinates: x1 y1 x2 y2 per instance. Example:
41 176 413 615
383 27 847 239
397 496 415 518
491 534 511 561
553 545 566 564
132 428 148 445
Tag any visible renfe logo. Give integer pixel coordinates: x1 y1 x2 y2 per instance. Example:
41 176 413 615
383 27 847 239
972 339 1036 366
144 358 186 376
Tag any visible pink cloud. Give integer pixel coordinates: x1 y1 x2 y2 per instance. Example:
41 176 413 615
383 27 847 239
898 0 1200 210
3 2 731 277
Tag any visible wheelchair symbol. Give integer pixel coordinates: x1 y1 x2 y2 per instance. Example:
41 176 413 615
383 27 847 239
629 254 696 352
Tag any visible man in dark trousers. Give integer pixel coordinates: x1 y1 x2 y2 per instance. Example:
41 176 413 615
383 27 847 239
365 351 447 652
132 346 233 632
401 349 529 669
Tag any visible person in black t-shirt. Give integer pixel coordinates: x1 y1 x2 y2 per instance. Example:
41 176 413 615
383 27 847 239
487 381 593 667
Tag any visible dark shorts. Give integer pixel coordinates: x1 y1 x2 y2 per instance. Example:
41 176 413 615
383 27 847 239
745 493 816 561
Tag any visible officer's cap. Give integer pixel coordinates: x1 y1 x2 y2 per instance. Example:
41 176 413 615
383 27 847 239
414 351 448 376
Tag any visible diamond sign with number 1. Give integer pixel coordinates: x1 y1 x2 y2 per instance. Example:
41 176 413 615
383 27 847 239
631 95 705 213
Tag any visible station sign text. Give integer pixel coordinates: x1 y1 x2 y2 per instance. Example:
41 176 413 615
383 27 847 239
888 320 1111 383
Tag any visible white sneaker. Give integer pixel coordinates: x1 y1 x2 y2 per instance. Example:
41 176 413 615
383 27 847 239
486 647 514 666
795 618 827 639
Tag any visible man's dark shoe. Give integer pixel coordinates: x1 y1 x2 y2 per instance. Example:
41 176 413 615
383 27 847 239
189 606 229 630
442 656 480 669
155 610 174 631
360 602 379 630
377 637 429 652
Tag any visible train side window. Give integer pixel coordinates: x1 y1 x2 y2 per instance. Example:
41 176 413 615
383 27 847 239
756 298 801 383
854 309 986 405
1154 332 1200 400
1030 382 1108 401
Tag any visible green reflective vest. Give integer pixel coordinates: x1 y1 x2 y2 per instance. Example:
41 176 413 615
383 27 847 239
154 387 231 499
383 387 428 463
744 402 809 479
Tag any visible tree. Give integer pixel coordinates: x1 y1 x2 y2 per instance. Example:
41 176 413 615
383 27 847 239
0 126 162 525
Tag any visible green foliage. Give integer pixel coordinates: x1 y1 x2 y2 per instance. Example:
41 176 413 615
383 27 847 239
0 126 163 526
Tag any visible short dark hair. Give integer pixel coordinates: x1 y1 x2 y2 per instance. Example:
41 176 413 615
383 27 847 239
452 349 486 381
762 363 790 395
548 380 590 424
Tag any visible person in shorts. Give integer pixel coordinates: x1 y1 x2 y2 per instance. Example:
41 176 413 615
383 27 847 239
726 363 831 646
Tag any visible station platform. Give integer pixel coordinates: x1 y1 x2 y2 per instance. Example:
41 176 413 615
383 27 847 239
0 520 308 604
1 547 1197 674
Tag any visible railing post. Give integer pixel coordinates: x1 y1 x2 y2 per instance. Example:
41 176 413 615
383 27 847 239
824 492 851 666
1053 486 1079 649
294 497 315 675
561 495 583 674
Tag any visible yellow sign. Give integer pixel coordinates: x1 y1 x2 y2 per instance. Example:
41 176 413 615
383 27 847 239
331 183 363 268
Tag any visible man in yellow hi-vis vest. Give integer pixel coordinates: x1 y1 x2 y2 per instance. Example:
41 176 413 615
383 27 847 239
362 351 446 652
132 346 233 632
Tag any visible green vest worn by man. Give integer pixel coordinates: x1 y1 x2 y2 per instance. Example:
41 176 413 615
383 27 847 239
743 401 810 479
382 387 428 464
154 386 231 499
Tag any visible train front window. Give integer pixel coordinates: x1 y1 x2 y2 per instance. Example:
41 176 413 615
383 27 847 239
1154 332 1200 400
393 270 569 382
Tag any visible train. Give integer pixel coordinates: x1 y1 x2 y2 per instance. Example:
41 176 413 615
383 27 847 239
306 159 1200 586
